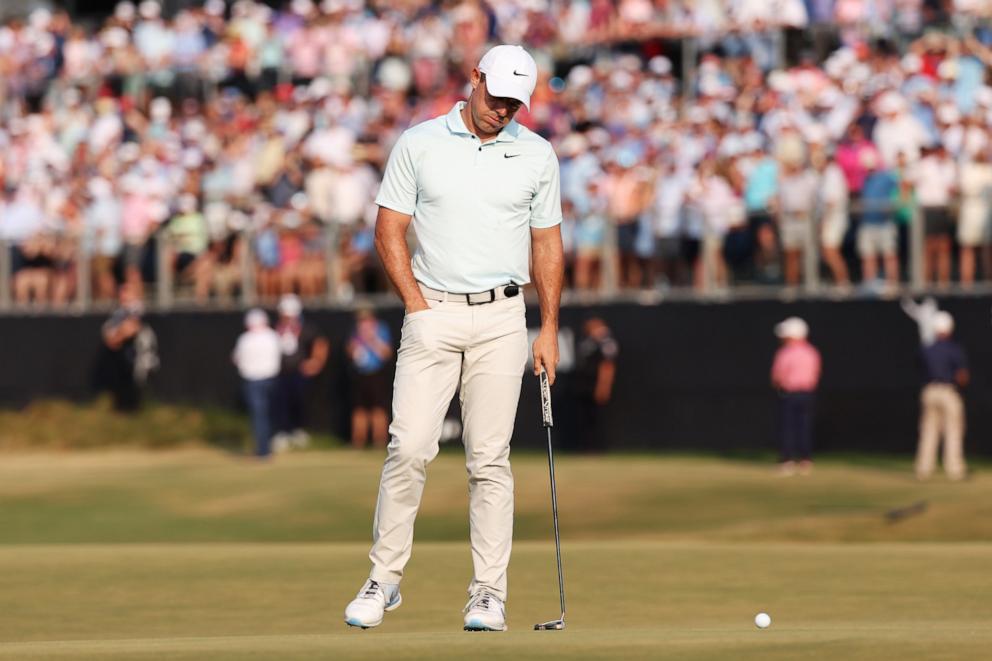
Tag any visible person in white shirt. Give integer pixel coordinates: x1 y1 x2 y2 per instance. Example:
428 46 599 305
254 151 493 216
812 146 851 286
232 308 281 458
775 160 819 286
957 147 992 286
912 144 958 287
344 45 563 633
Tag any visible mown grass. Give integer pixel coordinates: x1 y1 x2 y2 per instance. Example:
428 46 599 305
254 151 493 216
1 446 990 659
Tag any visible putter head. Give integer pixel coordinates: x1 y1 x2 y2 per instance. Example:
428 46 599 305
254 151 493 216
534 619 565 630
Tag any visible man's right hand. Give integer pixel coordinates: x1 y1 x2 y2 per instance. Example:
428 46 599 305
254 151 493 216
405 298 430 314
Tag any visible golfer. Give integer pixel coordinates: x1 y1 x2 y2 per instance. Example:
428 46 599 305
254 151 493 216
344 44 563 632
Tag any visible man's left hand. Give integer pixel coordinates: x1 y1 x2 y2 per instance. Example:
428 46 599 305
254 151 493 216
532 327 559 385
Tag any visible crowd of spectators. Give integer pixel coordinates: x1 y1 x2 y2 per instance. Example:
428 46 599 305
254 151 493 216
1 0 992 309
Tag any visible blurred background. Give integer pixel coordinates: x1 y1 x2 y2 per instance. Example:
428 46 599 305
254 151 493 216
1 2 992 658
0 0 990 459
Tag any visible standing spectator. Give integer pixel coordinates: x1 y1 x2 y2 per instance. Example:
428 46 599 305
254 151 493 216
686 157 738 291
604 156 652 288
84 177 123 303
233 308 281 458
165 194 211 303
912 144 958 288
347 308 393 450
99 282 158 412
858 152 900 290
775 159 819 287
813 146 851 286
916 311 969 481
770 317 821 476
573 317 618 452
273 293 329 451
957 147 992 286
649 159 689 288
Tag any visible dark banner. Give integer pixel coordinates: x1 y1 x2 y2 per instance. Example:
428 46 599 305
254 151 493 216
1 296 989 456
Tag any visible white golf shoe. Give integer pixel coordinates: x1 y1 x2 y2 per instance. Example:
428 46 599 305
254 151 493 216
463 589 507 631
344 579 401 629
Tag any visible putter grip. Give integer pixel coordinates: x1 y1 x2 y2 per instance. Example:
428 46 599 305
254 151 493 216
540 370 553 428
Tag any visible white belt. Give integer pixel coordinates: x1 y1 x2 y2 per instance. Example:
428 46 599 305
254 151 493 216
418 282 520 305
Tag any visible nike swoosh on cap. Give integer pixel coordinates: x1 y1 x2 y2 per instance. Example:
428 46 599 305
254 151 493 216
512 70 528 77
504 153 520 158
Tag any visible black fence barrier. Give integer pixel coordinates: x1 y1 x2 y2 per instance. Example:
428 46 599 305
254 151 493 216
1 296 990 456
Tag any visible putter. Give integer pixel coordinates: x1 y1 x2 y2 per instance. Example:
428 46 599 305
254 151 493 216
534 369 566 631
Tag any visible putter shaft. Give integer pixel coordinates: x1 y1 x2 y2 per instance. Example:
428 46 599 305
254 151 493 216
546 425 566 621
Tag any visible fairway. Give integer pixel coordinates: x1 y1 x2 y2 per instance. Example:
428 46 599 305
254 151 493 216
1 450 990 659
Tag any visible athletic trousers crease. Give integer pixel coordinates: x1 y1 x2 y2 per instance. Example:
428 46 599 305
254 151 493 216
369 293 528 602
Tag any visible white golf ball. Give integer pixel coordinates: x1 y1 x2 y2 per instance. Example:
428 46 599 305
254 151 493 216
755 612 771 629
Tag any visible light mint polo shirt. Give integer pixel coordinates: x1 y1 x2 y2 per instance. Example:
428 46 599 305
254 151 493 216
375 102 562 294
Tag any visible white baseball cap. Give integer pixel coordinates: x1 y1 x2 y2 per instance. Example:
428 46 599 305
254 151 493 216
278 293 302 317
933 311 954 335
245 308 269 329
775 317 809 340
478 45 538 110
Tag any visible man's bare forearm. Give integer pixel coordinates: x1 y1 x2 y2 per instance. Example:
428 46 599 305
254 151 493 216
531 226 564 331
374 207 428 312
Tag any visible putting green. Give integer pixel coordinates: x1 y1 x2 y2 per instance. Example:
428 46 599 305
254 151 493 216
0 542 990 660
0 449 990 659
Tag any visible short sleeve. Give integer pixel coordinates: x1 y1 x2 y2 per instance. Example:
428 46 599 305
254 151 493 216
529 146 563 229
374 131 418 216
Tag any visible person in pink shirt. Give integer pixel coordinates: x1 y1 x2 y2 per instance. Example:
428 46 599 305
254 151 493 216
770 317 822 476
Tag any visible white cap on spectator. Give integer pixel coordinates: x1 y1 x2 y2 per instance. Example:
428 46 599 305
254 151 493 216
937 104 960 124
559 133 588 158
933 311 954 335
901 53 922 73
291 0 314 16
648 55 672 76
877 91 904 115
88 177 113 199
775 317 809 340
478 45 538 110
29 8 52 30
102 26 130 49
115 1 136 21
279 294 303 317
139 1 161 19
377 57 412 91
182 148 203 170
204 0 225 17
567 65 593 89
245 308 269 329
150 97 172 122
938 60 958 80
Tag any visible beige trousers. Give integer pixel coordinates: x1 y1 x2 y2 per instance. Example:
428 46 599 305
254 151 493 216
916 383 967 480
369 290 528 601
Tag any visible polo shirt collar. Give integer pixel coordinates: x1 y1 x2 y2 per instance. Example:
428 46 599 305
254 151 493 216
445 102 520 143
